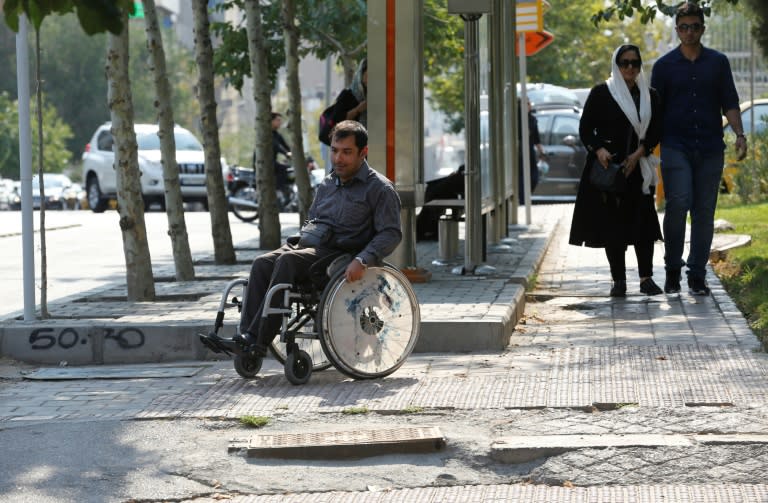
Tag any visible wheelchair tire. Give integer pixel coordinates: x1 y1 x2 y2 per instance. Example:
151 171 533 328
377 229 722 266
234 354 263 379
284 349 313 385
318 264 420 380
269 306 332 372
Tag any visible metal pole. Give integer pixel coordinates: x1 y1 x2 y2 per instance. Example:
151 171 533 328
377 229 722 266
504 0 518 226
462 13 482 274
323 55 332 173
518 32 532 225
16 15 36 321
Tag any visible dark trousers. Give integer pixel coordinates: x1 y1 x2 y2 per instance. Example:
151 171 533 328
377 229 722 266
241 244 336 345
605 241 655 281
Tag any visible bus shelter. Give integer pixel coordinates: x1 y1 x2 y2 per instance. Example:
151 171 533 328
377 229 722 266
366 0 521 276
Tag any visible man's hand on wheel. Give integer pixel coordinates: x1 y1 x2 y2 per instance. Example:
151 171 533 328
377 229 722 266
345 259 366 282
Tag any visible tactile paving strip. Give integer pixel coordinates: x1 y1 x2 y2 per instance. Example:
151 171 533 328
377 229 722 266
138 344 768 418
211 483 768 502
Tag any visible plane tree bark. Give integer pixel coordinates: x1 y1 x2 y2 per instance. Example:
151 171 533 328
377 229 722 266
244 0 280 250
106 10 156 301
191 0 237 265
282 0 312 225
142 0 195 281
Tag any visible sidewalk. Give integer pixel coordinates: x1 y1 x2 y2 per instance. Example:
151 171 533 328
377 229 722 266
0 205 565 365
1 204 768 501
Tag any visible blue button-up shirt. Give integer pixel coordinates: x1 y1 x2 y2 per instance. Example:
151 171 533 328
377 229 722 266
309 161 402 265
651 46 740 154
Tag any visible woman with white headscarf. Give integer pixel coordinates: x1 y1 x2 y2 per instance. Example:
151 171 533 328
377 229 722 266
569 44 663 297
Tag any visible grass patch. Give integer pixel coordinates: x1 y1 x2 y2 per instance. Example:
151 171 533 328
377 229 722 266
399 405 425 414
526 273 539 292
239 415 270 428
341 406 369 415
713 202 768 347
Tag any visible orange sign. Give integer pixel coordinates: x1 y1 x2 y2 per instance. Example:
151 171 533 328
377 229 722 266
515 30 554 56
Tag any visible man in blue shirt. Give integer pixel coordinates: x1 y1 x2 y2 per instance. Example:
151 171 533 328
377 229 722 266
202 120 402 357
651 1 747 296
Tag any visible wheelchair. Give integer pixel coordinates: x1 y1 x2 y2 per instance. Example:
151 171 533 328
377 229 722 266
200 252 421 385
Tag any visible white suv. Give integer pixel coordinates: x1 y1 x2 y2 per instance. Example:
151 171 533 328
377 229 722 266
82 122 208 212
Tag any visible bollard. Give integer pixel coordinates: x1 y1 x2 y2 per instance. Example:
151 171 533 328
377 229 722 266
438 214 459 262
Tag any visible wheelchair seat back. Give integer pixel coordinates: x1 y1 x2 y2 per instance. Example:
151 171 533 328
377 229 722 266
303 251 352 292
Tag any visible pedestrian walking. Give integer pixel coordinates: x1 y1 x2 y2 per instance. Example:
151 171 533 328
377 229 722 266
651 1 747 296
569 44 663 297
518 98 545 200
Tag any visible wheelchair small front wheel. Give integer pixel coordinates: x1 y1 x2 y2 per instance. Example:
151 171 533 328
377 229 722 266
284 349 313 385
234 354 263 379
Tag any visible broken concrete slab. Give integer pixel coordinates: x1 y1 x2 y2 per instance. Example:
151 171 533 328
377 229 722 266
230 426 446 459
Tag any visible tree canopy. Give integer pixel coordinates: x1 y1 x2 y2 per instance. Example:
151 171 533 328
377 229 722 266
0 12 200 161
591 0 740 26
0 91 72 179
2 0 133 34
210 0 366 94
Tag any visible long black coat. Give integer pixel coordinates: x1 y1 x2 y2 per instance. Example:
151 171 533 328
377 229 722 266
569 82 663 249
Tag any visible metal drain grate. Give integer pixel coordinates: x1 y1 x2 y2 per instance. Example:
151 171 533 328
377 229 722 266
229 426 446 459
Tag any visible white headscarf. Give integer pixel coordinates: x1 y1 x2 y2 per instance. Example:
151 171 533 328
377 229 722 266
605 46 659 195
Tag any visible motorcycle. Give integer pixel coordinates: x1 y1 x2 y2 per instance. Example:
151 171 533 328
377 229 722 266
227 155 321 223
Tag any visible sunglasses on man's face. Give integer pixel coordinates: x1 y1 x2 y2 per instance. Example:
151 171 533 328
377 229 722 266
617 59 641 69
677 22 703 32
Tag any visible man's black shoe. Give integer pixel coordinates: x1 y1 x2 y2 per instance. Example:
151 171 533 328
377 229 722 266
640 278 663 296
688 277 711 296
610 279 626 297
664 270 681 294
199 332 223 354
199 332 243 356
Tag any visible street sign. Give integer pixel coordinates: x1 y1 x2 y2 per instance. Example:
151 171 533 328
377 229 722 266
515 0 542 33
129 1 144 19
515 30 554 57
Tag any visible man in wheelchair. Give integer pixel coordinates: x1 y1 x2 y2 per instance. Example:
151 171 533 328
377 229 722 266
202 120 402 359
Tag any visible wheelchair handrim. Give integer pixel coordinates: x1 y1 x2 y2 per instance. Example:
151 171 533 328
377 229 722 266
319 264 420 379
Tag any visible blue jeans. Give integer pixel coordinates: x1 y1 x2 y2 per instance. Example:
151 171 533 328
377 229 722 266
660 146 723 280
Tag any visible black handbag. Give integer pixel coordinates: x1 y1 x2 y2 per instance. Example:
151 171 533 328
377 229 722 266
589 159 627 193
589 128 633 193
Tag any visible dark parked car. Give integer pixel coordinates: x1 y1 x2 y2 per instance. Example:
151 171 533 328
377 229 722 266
32 174 78 210
531 106 587 201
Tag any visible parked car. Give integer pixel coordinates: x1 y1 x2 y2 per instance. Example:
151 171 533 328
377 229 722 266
721 98 768 193
532 106 587 201
0 178 15 210
520 83 582 110
31 174 77 210
7 181 21 210
82 123 208 212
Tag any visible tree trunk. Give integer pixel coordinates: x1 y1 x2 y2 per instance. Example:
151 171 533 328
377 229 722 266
191 0 236 265
106 12 156 301
34 28 49 318
342 54 356 87
142 0 195 281
282 0 312 225
245 0 280 249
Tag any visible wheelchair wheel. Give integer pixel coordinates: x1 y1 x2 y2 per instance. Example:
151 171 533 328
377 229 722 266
284 349 313 385
269 308 332 372
318 264 420 379
234 354 263 379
